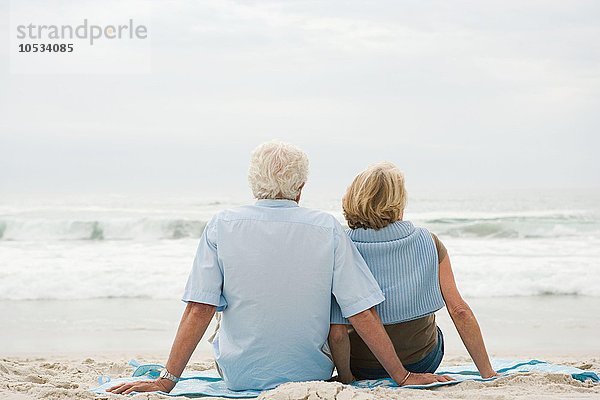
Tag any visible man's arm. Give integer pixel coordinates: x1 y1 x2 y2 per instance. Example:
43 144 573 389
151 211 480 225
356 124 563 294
107 302 216 395
348 308 453 386
328 324 354 383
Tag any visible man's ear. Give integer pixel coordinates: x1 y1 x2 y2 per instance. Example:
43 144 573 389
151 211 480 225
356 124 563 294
295 183 305 203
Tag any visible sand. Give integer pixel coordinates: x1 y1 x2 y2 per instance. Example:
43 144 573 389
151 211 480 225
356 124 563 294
1 355 599 399
2 297 599 398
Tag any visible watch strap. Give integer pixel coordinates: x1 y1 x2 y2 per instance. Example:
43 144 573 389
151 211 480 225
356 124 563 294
159 368 180 383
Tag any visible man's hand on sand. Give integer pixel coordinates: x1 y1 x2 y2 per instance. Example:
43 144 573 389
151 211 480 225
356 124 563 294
106 379 174 395
403 372 454 386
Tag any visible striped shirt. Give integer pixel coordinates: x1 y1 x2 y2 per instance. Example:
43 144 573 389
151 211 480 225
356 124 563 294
331 220 445 325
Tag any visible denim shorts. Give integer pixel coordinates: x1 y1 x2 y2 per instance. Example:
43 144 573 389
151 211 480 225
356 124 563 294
351 327 444 380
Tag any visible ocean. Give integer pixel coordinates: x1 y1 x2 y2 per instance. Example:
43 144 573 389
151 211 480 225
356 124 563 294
1 191 599 302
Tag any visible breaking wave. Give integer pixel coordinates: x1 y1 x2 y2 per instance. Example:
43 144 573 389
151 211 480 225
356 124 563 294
421 213 600 239
0 218 207 241
0 212 598 241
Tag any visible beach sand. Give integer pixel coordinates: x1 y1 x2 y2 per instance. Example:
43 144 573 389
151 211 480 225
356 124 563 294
2 297 599 399
2 355 598 399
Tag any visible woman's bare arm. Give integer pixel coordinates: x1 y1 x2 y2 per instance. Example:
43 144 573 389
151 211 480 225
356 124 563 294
328 324 354 383
439 255 497 378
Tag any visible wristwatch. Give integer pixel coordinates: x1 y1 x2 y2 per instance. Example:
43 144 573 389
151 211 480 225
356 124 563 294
159 368 180 383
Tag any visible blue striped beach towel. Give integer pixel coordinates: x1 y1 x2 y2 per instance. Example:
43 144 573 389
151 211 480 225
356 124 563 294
91 359 599 398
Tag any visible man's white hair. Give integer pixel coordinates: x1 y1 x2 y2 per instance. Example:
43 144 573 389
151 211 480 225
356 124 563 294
248 141 309 200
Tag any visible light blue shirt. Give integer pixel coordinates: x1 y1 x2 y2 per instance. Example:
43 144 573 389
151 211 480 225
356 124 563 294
182 199 384 391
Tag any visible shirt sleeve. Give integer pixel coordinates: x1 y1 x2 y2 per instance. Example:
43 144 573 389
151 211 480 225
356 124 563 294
330 295 349 325
331 221 385 319
182 215 228 311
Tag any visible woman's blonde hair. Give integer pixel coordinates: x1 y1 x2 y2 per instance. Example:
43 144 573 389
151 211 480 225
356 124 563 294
343 162 407 230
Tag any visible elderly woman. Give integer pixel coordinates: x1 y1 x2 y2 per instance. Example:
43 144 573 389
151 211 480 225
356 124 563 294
329 162 498 382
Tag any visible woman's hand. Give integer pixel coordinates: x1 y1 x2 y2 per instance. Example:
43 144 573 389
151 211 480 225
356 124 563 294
338 373 356 384
106 378 174 395
403 372 454 386
480 371 501 379
330 374 356 384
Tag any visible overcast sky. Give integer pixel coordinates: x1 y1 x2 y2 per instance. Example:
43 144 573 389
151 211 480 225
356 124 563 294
0 0 599 198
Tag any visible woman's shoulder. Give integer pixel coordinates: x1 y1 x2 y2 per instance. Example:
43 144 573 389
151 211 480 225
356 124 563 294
429 232 448 263
406 223 436 241
409 224 439 242
406 224 447 263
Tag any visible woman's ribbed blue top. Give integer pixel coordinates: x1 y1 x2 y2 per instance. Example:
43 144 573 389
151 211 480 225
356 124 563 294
331 220 445 324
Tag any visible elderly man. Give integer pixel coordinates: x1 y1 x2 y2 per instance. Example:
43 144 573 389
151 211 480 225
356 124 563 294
108 141 449 395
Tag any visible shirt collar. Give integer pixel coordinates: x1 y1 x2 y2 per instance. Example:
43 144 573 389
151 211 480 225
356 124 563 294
348 220 415 243
255 199 299 208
